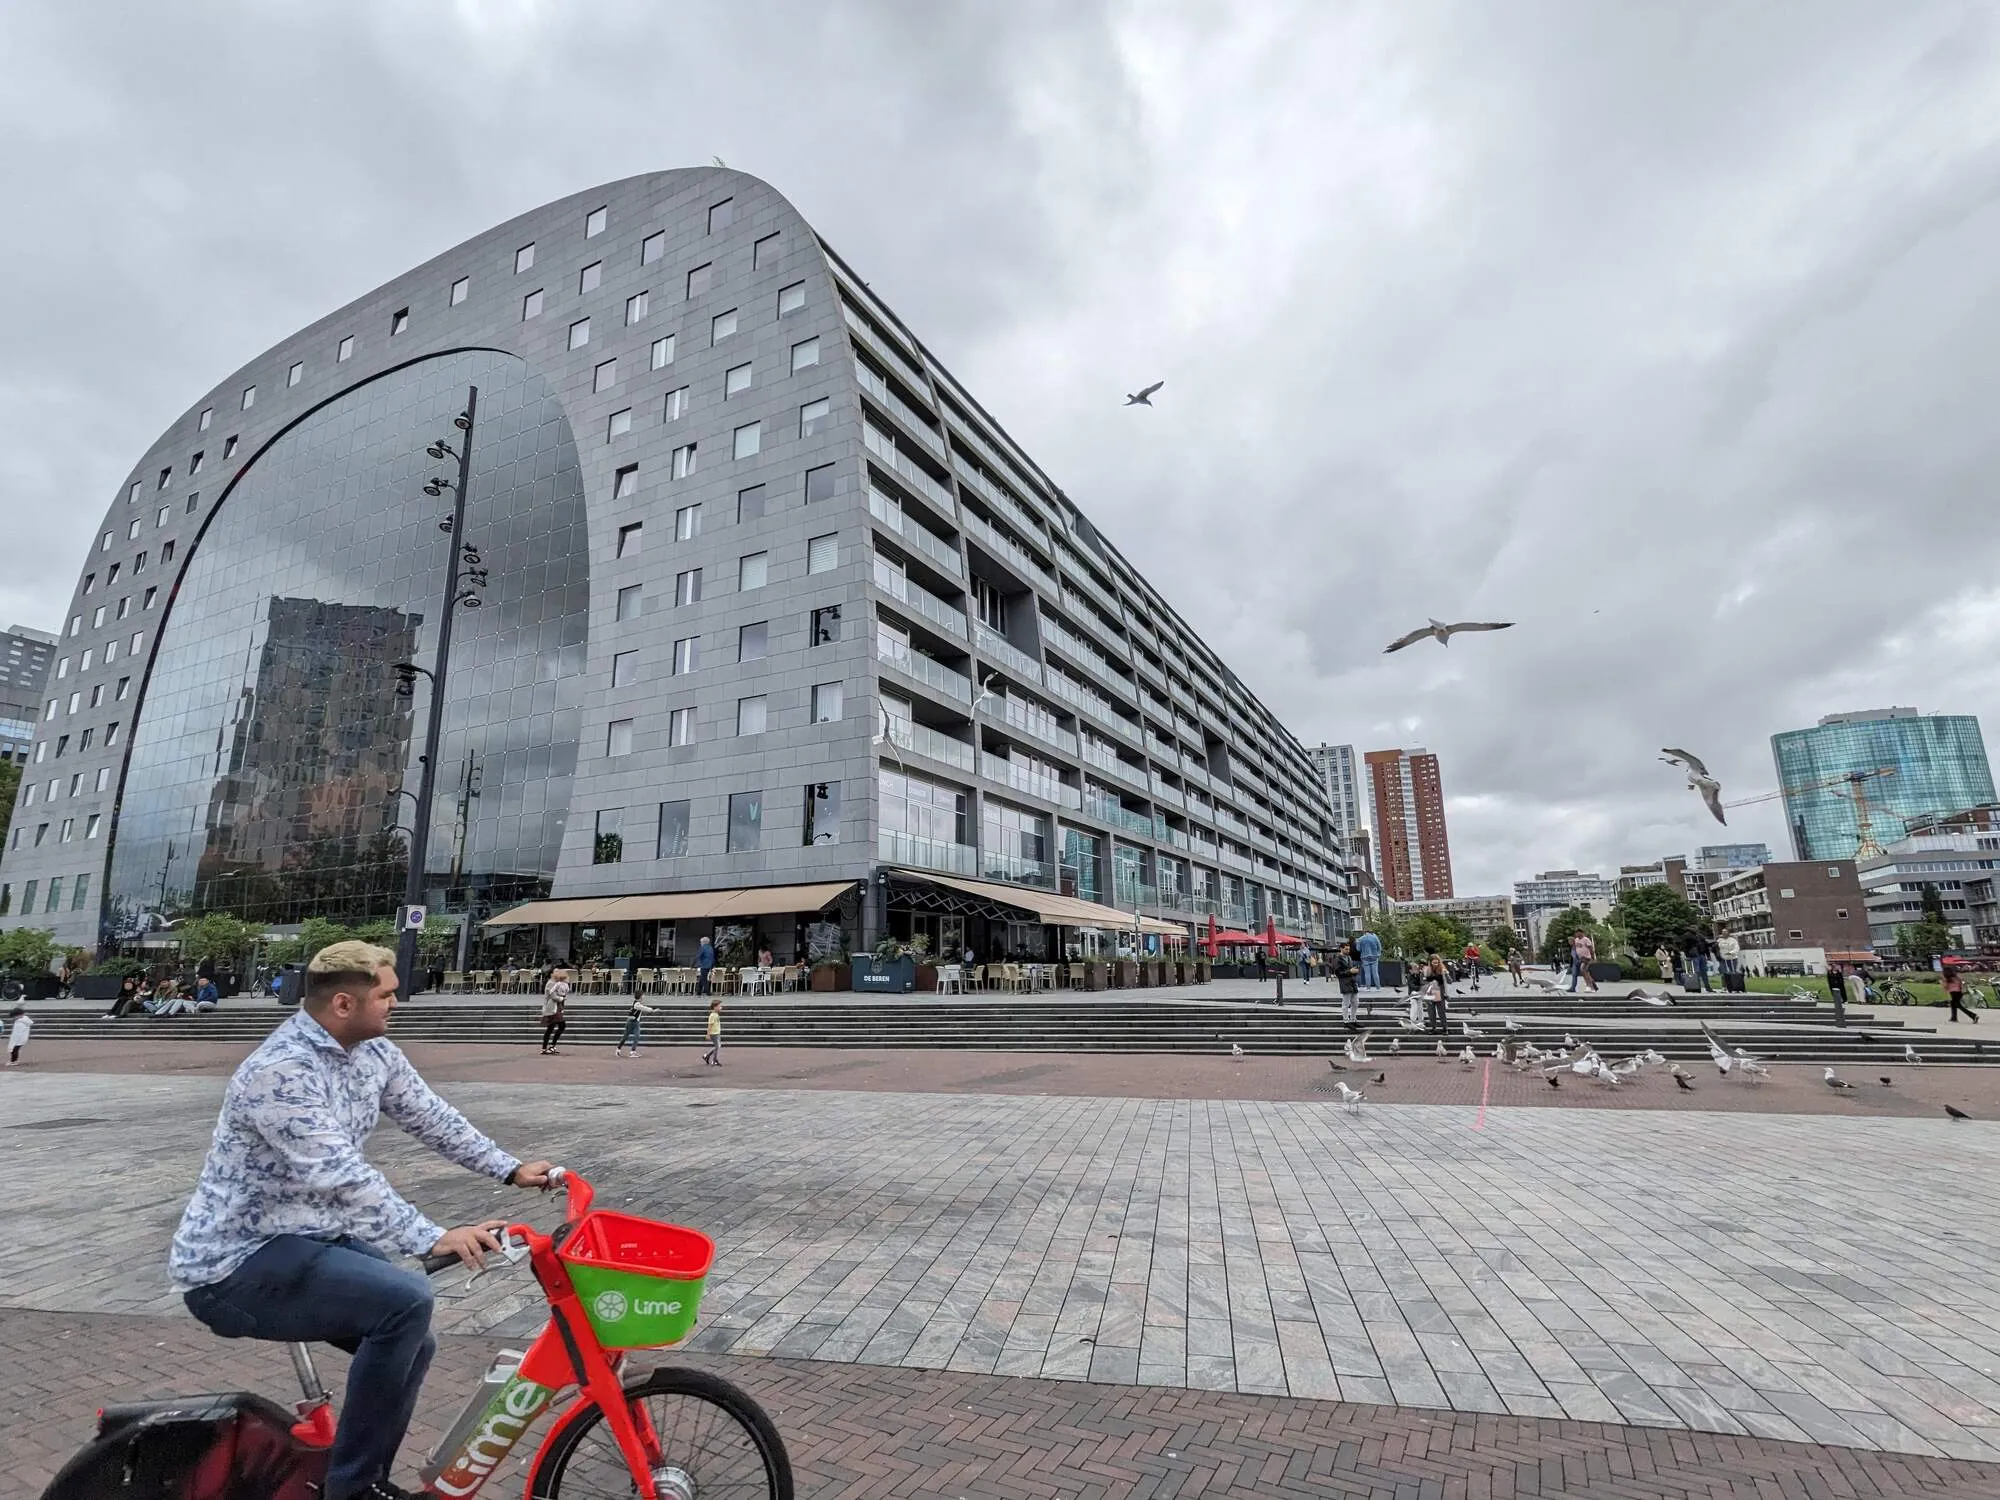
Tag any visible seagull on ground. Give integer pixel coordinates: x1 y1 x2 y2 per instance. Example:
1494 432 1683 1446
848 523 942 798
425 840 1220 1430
1905 1044 1924 1064
1384 619 1515 654
1344 1032 1373 1064
1230 1043 1244 1058
1660 748 1727 826
1563 1033 1579 1049
1824 1068 1856 1091
1460 1019 1486 1039
1335 1081 1367 1111
1459 1046 1477 1068
1124 381 1165 407
1638 1049 1667 1067
1435 1039 1448 1060
1629 988 1671 1007
1388 1038 1401 1056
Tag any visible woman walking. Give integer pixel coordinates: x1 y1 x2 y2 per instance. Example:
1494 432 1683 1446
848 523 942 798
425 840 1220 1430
540 968 571 1054
616 994 660 1057
702 997 723 1066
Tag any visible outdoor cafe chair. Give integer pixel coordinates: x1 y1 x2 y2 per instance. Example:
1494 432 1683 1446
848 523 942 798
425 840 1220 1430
442 971 464 992
936 963 963 995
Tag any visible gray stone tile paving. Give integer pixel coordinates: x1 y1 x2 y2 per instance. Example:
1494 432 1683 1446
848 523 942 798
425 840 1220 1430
3 1071 1998 1460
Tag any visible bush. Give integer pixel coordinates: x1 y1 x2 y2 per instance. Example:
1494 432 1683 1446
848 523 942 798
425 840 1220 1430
1625 958 1661 982
86 955 148 978
0 928 59 979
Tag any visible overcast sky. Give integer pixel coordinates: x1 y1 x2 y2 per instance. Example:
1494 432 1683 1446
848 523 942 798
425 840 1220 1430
4 0 1999 894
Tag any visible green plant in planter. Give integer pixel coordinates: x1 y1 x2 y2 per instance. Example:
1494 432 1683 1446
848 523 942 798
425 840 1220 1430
907 934 933 960
873 936 904 962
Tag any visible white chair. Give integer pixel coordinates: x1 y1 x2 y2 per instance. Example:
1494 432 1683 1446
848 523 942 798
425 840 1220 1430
936 963 963 995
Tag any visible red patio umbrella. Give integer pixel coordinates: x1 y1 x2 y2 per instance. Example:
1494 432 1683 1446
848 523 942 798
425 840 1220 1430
1265 915 1280 957
1205 914 1219 959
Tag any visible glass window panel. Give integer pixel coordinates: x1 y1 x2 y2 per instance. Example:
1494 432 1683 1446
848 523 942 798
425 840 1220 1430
607 719 633 756
711 309 737 344
668 708 694 746
807 534 838 574
778 282 805 315
641 231 665 265
612 650 639 688
738 621 768 662
736 696 766 736
733 422 760 460
651 335 676 369
804 781 841 845
800 398 831 437
811 681 843 723
617 522 642 558
792 337 820 373
753 233 779 268
738 553 768 591
616 585 643 621
727 790 762 851
737 485 765 523
594 807 624 863
657 799 690 856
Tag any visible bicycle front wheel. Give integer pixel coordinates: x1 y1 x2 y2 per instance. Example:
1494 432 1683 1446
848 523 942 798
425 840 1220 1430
529 1365 792 1500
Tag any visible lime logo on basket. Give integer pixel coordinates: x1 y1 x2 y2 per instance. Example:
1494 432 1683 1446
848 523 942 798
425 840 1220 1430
592 1290 628 1323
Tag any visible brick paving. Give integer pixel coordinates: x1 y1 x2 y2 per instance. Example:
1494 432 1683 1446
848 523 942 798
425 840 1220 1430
8 1309 1998 1498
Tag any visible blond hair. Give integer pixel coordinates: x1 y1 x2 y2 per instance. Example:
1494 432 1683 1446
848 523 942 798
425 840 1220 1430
304 940 399 1008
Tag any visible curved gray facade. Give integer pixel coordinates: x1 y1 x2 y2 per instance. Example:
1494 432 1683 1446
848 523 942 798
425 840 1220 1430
1 168 1348 955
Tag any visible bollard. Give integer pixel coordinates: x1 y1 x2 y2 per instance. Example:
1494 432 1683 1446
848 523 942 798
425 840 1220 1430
1274 974 1285 1007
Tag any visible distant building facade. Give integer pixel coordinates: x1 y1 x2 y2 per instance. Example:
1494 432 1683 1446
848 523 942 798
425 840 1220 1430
1308 744 1364 846
1395 893 1513 940
1698 842 1772 870
1857 830 2000 955
0 625 56 767
1772 709 1994 860
1511 868 1613 946
1365 746 1452 902
1708 860 1871 953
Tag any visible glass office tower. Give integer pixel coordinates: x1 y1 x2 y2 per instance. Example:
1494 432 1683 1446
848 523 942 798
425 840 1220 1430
1772 709 1994 860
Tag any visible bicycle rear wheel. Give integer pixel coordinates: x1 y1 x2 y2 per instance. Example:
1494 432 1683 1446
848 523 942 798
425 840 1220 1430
528 1366 791 1500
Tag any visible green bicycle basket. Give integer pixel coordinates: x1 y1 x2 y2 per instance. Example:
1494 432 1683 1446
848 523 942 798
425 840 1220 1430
558 1210 715 1350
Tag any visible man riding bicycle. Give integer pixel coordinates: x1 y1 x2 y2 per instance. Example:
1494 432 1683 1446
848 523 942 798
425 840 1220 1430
169 941 555 1500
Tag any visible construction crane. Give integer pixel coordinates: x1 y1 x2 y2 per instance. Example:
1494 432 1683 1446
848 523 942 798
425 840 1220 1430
1723 767 1899 858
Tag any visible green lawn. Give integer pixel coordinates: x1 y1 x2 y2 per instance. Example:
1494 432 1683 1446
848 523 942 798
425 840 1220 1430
1742 973 1947 1002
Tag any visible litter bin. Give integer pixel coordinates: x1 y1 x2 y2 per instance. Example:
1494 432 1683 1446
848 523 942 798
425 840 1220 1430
276 965 307 1007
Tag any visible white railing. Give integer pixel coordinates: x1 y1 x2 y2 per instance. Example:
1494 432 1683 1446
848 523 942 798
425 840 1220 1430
976 623 1042 684
987 693 1076 755
868 488 963 578
981 752 1080 809
842 302 929 396
952 457 1048 547
947 417 1056 529
961 510 1057 594
874 557 966 636
863 423 956 515
879 829 978 876
983 850 1058 888
1041 616 1131 692
1044 667 1141 743
877 636 972 702
887 717 975 772
855 361 946 458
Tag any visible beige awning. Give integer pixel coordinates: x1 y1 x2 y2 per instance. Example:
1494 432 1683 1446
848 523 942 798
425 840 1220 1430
482 898 624 927
708 882 857 917
484 881 855 928
891 869 1186 934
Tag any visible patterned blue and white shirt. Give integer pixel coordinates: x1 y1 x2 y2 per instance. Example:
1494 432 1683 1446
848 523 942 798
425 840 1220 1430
170 1009 519 1290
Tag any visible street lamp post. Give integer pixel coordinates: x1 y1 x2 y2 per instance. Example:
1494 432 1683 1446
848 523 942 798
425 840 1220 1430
394 387 484 1000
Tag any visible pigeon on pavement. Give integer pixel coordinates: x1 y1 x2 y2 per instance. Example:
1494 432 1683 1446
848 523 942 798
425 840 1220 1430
1673 1073 1695 1092
1947 1105 1971 1120
1383 619 1515 654
1371 1072 1387 1085
1124 380 1165 407
1546 1075 1561 1089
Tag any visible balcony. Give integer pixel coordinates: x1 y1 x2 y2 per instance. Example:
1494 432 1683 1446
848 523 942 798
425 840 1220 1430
874 558 966 637
1220 846 1252 872
981 751 1081 810
985 693 1076 755
855 362 946 460
952 457 1048 548
961 510 1057 594
948 418 1056 530
879 829 978 877
868 488 962 578
877 636 972 703
1041 616 1130 691
976 623 1042 684
1145 731 1180 764
1044 667 1141 743
1114 879 1160 910
982 849 1058 889
886 716 975 773
863 423 956 516
1058 551 1122 618
842 302 929 397
1149 776 1185 810
1085 797 1157 839
1181 756 1210 787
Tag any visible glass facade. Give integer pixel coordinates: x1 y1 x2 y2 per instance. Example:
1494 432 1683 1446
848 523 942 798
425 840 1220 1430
107 350 589 929
1773 714 1994 860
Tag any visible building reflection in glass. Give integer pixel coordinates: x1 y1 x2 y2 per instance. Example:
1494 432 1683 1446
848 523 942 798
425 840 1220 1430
108 350 589 928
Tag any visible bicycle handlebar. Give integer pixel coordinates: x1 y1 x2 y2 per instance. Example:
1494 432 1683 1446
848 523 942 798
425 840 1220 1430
418 1166 590 1274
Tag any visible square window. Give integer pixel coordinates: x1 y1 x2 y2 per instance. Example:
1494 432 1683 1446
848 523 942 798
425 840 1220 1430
189 450 204 475
593 807 624 864
664 386 690 421
451 276 470 305
586 205 608 238
672 636 700 674
727 790 763 851
811 681 844 723
800 397 832 437
626 290 649 325
687 263 713 298
613 464 639 500
675 568 703 606
616 584 643 622
607 408 632 441
738 552 768 590
808 534 838 574
810 604 841 645
668 709 695 748
241 385 255 410
391 308 409 336
198 406 213 430
1836 908 1849 919
672 442 697 478
708 198 735 233
522 288 544 320
753 232 779 269
791 336 820 373
612 650 639 688
725 362 753 397
569 317 591 349
675 503 702 541
607 718 634 756
516 243 536 273
711 308 738 343
804 463 835 505
657 798 691 855
737 696 766 736
739 621 768 661
737 484 766 523
223 435 238 459
641 231 665 265
337 336 354 362
616 521 643 557
594 358 618 393
579 261 602 293
733 422 761 460
287 360 303 386
91 605 104 627
127 481 141 504
651 334 676 369
778 282 806 315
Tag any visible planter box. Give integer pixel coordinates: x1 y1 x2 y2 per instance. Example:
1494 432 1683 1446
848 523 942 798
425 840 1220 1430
808 964 850 992
1083 961 1108 992
915 963 939 992
850 954 916 994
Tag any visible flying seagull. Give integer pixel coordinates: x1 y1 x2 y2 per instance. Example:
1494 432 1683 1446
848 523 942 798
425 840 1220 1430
1124 381 1164 407
1823 1067 1856 1091
1344 1032 1373 1064
1383 619 1515 654
1660 748 1727 826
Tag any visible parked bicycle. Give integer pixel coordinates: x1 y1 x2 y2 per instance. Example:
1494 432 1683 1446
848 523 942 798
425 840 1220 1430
40 1168 791 1500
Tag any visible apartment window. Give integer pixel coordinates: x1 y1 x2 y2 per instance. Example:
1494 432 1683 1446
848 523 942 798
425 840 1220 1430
450 276 470 305
516 243 536 273
616 585 643 622
569 318 591 350
687 263 713 298
100 531 111 552
223 435 238 459
67 691 79 712
672 636 700 674
56 657 69 679
128 519 142 541
607 719 634 757
657 799 691 856
71 873 91 910
733 422 761 460
804 463 835 505
672 442 697 478
60 817 74 843
801 398 832 437
738 552 768 590
1789 929 1804 941
83 573 95 593
811 681 844 723
93 768 110 792
55 734 69 757
1836 908 1850 919
68 615 81 638
651 335 676 369
777 282 806 316
810 604 841 645
127 481 142 505
579 261 602 294
727 790 763 851
287 360 304 387
79 727 94 752
606 409 632 440
675 504 702 541
739 621 768 662
612 650 639 688
129 631 142 654
675 568 703 606
613 464 639 501
711 309 738 344
807 533 838 574
86 810 103 837
161 541 174 564
641 231 665 266
143 587 157 610
21 881 34 912
44 700 55 720
115 677 129 701
88 685 102 708
791 336 820 373
668 707 695 747
594 358 618 393
593 808 624 864
725 362 753 397
336 336 353 362
390 307 410 336
804 781 841 845
708 198 735 234
159 465 175 491
241 385 256 410
664 386 690 421
1826 866 1842 878
616 522 643 558
738 485 766 523
116 595 132 619
44 876 63 912
522 288 544 320
198 406 214 430
753 232 779 269
1779 888 1795 899
105 720 120 745
737 696 767 736
586 205 608 238
80 648 93 671
190 450 205 475
158 506 171 528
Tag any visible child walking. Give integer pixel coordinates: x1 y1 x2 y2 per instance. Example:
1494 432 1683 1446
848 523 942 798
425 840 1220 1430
7 1002 31 1066
616 994 660 1056
702 998 723 1067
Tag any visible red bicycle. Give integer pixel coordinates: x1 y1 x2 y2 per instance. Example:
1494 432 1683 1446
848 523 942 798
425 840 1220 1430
40 1169 792 1500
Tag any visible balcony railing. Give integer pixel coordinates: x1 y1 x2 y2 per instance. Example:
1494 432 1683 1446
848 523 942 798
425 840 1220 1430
879 829 978 876
1114 879 1160 910
863 423 956 516
952 457 1048 548
1041 616 1131 692
1149 776 1185 809
1181 756 1210 786
855 362 946 459
1057 551 1122 618
874 558 966 637
981 751 1081 810
982 850 1058 888
948 417 1055 530
1044 667 1141 743
961 510 1057 594
975 623 1042 684
986 693 1076 755
1085 798 1157 839
842 302 930 397
877 636 972 702
868 488 962 578
1220 846 1252 872
886 717 975 773
1145 731 1180 764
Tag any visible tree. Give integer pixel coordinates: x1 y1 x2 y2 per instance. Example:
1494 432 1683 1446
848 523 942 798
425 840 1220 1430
1400 913 1462 961
0 927 59 979
1896 883 1955 962
1485 925 1517 958
1610 884 1702 958
174 913 262 970
1537 906 1600 967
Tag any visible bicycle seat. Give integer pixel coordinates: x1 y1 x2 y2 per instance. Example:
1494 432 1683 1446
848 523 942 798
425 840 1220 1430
42 1390 319 1500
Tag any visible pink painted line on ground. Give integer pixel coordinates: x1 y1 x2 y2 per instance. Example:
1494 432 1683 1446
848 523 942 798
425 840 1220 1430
1475 1058 1491 1129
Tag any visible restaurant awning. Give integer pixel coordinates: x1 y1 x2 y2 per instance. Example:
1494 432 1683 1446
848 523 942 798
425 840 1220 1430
484 881 856 928
889 869 1186 935
482 898 625 927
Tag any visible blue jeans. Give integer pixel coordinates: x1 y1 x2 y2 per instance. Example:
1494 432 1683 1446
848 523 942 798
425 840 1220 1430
696 966 713 995
1359 957 1380 988
619 1014 643 1050
1692 956 1711 992
184 1234 435 1500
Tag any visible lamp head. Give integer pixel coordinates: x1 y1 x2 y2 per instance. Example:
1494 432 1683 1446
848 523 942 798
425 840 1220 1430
426 441 456 461
453 411 472 431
